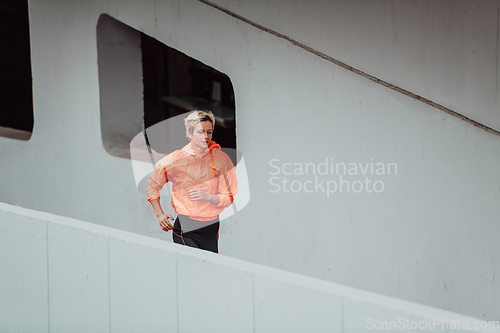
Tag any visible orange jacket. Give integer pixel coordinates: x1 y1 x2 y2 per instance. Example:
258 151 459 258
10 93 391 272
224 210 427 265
146 141 237 221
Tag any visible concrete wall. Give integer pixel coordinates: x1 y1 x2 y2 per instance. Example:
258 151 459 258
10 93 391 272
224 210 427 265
0 0 498 321
1 202 499 332
207 0 500 132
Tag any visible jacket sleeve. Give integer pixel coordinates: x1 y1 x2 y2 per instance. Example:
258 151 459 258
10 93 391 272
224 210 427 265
146 160 168 202
215 154 237 207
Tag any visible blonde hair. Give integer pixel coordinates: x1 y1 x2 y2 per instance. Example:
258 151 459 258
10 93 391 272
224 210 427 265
184 110 215 135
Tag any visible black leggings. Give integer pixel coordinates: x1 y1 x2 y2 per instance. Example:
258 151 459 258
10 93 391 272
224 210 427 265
172 215 220 253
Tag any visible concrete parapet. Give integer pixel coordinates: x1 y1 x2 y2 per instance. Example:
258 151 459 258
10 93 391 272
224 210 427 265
1 202 498 332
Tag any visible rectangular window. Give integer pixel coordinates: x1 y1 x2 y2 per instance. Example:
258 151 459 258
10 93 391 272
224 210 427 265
0 1 33 141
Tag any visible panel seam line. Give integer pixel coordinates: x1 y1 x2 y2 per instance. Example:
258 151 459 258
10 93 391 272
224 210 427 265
199 0 500 138
46 222 51 333
108 237 112 333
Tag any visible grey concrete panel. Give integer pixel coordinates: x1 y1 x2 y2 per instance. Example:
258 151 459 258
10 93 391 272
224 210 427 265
109 237 177 332
345 296 450 333
177 250 254 333
254 274 342 333
48 223 110 333
209 0 500 131
0 212 49 333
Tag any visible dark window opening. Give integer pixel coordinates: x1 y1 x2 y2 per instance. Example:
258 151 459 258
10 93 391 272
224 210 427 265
0 0 33 140
141 34 236 155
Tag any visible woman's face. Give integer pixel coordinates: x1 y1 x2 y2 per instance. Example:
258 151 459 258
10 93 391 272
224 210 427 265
188 121 213 150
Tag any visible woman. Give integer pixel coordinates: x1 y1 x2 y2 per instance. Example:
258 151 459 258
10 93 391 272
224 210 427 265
146 110 237 253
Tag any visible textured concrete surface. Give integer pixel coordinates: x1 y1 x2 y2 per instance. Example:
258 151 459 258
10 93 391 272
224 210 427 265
0 213 48 333
1 203 499 332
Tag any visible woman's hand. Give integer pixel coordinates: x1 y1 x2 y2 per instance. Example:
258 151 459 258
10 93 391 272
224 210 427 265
188 187 209 201
157 213 174 232
188 187 220 205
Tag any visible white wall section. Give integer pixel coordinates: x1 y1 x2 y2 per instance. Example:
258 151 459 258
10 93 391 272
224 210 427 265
206 0 500 132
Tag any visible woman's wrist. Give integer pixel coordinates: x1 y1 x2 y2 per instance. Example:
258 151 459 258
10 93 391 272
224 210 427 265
208 194 220 205
150 199 164 216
